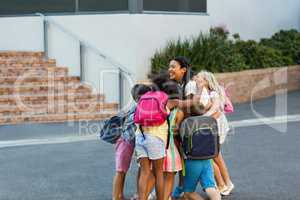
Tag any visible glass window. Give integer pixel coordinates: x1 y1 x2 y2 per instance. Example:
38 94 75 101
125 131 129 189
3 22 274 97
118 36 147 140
0 0 206 15
143 0 207 13
0 0 75 15
78 0 128 12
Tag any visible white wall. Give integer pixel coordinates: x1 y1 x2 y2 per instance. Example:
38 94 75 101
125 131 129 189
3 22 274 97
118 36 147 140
0 17 43 51
0 0 299 104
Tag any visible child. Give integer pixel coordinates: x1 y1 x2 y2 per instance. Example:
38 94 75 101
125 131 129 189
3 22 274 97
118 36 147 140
135 75 178 200
162 81 185 200
143 80 186 200
177 75 221 200
172 79 212 199
113 84 152 200
195 71 234 196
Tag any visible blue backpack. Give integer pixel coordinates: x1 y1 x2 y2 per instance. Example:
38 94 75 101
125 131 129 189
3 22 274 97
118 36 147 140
180 116 219 160
99 107 136 144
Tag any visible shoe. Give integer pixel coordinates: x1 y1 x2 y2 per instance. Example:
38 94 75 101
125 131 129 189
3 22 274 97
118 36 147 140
148 190 156 200
130 194 139 200
221 183 235 196
172 186 184 199
218 185 228 195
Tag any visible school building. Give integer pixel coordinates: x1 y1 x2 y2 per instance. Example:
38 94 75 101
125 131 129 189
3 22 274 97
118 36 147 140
0 0 299 124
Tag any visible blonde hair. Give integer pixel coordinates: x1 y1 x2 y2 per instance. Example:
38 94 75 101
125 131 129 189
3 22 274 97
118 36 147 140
197 70 226 104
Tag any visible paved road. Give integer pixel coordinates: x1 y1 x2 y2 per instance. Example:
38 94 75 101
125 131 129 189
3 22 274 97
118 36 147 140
0 91 299 200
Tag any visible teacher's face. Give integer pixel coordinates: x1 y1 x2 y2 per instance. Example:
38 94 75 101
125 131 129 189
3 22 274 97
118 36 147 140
168 60 187 82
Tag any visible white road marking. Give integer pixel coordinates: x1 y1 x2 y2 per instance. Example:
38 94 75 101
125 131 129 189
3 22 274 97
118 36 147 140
0 135 96 149
230 114 300 128
0 114 300 149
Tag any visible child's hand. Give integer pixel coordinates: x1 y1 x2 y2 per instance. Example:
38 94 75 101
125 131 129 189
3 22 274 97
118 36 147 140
173 125 179 135
167 99 178 110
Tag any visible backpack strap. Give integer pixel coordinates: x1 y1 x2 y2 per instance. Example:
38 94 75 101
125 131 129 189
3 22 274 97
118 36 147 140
166 116 171 149
166 110 177 148
139 125 145 139
167 108 178 171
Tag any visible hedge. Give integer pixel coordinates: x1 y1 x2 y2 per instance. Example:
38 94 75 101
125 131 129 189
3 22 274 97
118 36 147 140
150 27 300 75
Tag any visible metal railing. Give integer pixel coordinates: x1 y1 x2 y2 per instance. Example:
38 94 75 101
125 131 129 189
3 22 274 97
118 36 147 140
36 13 133 109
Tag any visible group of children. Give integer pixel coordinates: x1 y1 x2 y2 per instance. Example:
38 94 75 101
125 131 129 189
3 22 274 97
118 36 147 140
110 58 234 200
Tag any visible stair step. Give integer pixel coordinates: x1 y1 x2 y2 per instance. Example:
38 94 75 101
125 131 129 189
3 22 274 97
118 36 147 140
0 51 44 57
0 58 44 63
0 86 91 95
0 79 81 87
0 94 105 105
0 59 56 67
0 111 117 125
0 67 68 77
0 51 113 125
0 83 95 95
0 102 118 114
0 76 80 85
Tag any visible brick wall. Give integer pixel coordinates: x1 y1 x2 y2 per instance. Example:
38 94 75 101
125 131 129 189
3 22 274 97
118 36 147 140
139 65 300 104
216 65 300 103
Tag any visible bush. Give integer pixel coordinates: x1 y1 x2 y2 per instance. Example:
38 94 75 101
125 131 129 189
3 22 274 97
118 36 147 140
150 27 247 75
234 40 292 68
150 39 192 74
150 28 299 75
260 29 300 64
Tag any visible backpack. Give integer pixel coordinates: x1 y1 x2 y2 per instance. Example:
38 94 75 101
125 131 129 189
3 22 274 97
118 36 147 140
99 107 136 144
134 91 169 126
180 116 219 160
223 88 234 114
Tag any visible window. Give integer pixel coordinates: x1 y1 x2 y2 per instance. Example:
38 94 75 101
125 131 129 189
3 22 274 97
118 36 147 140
0 0 206 15
143 0 207 13
78 0 128 12
0 0 75 15
0 0 128 15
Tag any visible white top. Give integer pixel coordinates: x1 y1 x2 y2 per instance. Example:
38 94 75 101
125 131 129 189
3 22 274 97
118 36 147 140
185 81 210 107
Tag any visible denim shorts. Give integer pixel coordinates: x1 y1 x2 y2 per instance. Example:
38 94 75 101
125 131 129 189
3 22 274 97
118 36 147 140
135 133 166 160
183 159 216 192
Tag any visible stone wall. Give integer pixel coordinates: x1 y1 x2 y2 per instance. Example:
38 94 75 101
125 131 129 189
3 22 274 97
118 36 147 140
139 65 300 104
216 65 300 103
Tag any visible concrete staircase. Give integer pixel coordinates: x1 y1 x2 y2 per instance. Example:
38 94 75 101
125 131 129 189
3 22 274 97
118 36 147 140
0 51 118 125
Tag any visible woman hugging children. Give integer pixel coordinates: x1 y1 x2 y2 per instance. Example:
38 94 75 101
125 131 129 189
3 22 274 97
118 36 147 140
110 56 234 200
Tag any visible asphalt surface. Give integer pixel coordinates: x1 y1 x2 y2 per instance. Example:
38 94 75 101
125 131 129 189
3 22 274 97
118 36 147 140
0 91 299 200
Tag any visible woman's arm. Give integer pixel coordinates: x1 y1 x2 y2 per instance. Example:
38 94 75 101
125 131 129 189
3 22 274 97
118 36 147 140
175 95 208 116
176 96 204 109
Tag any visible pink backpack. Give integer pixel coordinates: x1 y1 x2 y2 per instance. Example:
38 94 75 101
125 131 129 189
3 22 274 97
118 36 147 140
134 91 169 126
224 88 234 114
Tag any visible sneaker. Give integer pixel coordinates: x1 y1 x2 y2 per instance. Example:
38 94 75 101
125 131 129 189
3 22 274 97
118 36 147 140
172 186 184 199
218 185 228 195
148 190 156 200
221 183 235 196
130 194 139 200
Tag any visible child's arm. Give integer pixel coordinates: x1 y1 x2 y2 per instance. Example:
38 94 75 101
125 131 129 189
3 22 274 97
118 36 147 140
173 109 185 135
204 94 221 116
